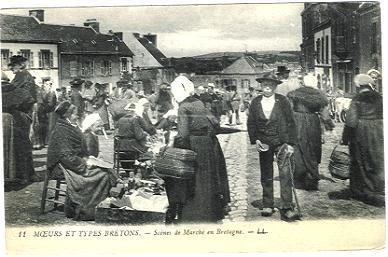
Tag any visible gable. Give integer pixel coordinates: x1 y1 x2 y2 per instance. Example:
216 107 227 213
222 57 256 74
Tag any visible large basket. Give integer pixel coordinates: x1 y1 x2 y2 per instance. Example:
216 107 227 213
328 145 350 180
163 147 197 162
154 157 196 179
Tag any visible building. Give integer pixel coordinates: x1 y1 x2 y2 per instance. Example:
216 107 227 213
357 2 382 92
121 32 175 94
1 10 133 91
1 12 60 87
300 3 360 95
168 54 271 96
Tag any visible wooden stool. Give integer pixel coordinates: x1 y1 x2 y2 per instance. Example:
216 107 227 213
40 170 67 214
113 136 140 175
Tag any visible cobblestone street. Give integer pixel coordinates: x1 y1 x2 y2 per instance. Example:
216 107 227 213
4 113 385 226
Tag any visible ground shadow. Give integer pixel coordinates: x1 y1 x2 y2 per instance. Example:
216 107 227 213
327 188 352 200
251 198 282 209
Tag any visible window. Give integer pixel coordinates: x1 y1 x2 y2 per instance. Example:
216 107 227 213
371 22 377 54
39 50 53 68
69 60 78 77
232 79 237 87
81 60 94 77
101 60 112 75
1 49 11 69
316 38 321 64
325 35 329 64
241 79 250 88
120 58 128 72
19 49 34 68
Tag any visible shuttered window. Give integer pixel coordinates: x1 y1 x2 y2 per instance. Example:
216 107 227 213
69 60 78 77
20 49 33 68
101 60 112 76
39 50 53 68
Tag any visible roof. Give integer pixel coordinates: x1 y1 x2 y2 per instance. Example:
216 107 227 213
0 14 133 56
165 57 235 74
136 37 166 65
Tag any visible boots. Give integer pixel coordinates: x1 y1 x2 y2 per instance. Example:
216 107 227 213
165 203 184 224
165 204 177 225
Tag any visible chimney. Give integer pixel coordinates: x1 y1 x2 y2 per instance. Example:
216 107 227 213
29 9 44 22
133 33 140 38
84 18 100 33
114 32 123 40
143 33 157 47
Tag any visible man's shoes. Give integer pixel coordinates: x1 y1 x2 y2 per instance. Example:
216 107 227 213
261 208 274 217
280 209 300 222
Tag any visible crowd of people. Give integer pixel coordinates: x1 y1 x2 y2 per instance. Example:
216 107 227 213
2 54 384 223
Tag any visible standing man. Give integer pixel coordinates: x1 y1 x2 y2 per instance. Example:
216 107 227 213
247 73 299 221
69 78 85 120
81 80 96 115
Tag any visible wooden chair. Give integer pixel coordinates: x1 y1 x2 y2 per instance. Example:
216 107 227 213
40 164 67 214
113 135 140 175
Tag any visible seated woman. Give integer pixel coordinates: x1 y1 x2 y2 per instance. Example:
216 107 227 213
82 113 103 158
47 101 119 220
116 102 150 170
136 98 156 136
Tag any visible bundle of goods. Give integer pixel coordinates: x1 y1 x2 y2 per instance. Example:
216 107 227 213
328 145 350 180
153 147 197 179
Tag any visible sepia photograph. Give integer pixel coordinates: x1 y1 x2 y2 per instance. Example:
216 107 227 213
0 0 385 254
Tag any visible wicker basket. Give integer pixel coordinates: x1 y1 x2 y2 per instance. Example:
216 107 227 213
154 157 196 179
328 145 350 180
163 147 197 162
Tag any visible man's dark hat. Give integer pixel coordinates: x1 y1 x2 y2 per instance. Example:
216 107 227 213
95 82 108 88
84 80 93 87
54 101 72 116
256 73 282 85
116 79 132 87
8 55 27 67
276 66 290 75
69 78 84 87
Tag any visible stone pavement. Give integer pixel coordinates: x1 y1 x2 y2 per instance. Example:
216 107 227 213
4 112 384 226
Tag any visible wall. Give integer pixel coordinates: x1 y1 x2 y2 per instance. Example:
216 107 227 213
59 54 124 90
314 27 333 92
1 42 59 89
359 6 381 74
122 33 162 68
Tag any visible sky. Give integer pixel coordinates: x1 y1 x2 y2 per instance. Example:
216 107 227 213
0 2 304 57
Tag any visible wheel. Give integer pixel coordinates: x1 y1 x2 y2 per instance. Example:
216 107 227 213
340 110 347 123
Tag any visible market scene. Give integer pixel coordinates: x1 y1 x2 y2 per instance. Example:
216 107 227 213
1 2 384 226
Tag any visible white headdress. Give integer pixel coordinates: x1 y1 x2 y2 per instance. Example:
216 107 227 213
303 73 318 89
82 113 102 132
135 98 149 116
170 75 195 103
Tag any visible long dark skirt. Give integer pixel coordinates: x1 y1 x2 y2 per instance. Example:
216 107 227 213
2 113 16 180
293 112 322 190
10 111 34 182
62 166 118 220
182 135 229 222
97 105 110 130
349 119 384 206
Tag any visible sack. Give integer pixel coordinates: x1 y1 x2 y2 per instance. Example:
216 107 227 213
154 147 197 179
328 145 350 180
